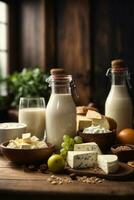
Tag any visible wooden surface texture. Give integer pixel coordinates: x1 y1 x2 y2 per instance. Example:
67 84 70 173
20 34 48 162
0 156 134 200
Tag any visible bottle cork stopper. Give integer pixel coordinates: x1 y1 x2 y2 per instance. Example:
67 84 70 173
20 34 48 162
50 68 65 75
111 59 124 68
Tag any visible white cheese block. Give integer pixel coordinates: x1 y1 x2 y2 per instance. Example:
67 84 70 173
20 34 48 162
74 142 102 154
97 155 119 174
67 151 97 169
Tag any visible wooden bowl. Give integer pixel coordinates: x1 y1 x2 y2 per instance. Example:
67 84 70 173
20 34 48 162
78 130 116 153
0 141 55 164
111 144 134 162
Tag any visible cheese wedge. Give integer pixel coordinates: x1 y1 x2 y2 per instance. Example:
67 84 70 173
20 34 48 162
76 106 98 115
78 119 92 130
105 116 117 130
77 115 92 130
67 151 97 169
92 116 110 130
98 155 119 174
86 110 102 119
74 142 102 154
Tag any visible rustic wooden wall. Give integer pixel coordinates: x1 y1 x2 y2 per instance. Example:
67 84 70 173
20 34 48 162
7 0 134 109
91 0 134 112
19 0 45 69
56 0 92 105
9 0 92 105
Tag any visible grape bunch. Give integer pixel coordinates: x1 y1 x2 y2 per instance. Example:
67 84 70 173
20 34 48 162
60 135 83 158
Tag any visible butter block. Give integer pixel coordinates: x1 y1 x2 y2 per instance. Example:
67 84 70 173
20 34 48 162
97 155 119 174
22 133 31 143
67 151 97 169
74 142 102 154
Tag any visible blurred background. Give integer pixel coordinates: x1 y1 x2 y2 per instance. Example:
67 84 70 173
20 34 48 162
0 0 134 121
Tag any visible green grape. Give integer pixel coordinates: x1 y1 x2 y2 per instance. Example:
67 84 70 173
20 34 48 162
69 138 74 146
74 136 83 144
60 148 67 158
61 142 66 148
64 144 70 151
60 134 81 158
63 134 70 142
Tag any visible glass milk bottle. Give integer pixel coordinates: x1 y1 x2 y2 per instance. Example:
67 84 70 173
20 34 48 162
105 59 133 133
46 69 76 147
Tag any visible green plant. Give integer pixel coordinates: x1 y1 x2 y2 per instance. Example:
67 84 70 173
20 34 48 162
7 67 50 108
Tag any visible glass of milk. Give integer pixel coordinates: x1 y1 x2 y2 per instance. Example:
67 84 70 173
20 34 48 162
18 97 46 139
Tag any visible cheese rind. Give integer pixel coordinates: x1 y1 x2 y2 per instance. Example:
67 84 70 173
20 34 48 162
74 142 102 155
97 155 119 174
67 151 97 169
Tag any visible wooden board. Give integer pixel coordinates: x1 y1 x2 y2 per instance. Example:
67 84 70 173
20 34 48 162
66 162 134 181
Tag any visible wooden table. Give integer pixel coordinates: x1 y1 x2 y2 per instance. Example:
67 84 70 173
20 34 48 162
0 156 134 200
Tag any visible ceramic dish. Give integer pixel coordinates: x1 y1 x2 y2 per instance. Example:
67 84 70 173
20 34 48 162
0 141 55 164
0 123 27 143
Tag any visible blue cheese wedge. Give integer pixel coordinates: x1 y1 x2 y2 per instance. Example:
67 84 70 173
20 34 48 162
97 155 119 174
74 142 102 154
67 151 97 169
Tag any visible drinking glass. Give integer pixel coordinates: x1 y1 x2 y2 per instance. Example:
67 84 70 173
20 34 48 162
19 97 46 139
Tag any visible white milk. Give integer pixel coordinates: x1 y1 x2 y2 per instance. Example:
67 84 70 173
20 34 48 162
19 108 46 139
105 85 133 133
46 94 76 146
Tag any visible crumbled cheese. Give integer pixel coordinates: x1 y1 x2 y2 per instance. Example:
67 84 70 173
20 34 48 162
7 133 48 149
83 125 111 134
